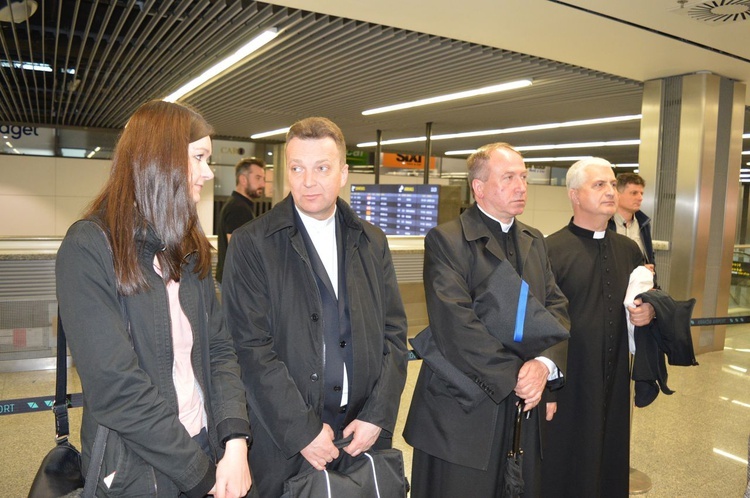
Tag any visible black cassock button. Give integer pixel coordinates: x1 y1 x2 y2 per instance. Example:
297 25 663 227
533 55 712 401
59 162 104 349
310 313 319 322
310 373 319 381
340 341 347 348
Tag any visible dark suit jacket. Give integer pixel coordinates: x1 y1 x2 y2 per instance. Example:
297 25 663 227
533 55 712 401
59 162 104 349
403 205 569 470
223 195 408 496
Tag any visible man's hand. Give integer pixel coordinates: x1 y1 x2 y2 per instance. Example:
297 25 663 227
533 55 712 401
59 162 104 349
300 424 338 470
342 419 382 457
209 438 251 498
644 263 655 274
628 298 656 326
514 359 550 411
546 402 557 421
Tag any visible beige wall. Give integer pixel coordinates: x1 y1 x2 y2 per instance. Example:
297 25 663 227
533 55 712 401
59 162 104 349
0 155 215 237
518 183 572 236
0 155 568 237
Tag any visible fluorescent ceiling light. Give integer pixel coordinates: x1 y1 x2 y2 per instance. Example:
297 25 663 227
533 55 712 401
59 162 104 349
0 60 74 74
362 79 532 116
614 163 639 168
251 127 290 140
164 28 278 102
444 149 478 156
744 133 750 138
743 151 750 155
445 140 639 156
515 139 641 152
741 168 750 173
357 114 642 147
523 156 592 163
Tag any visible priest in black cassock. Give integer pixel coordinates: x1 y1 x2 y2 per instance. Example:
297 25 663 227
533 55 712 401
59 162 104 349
542 158 656 498
404 142 570 497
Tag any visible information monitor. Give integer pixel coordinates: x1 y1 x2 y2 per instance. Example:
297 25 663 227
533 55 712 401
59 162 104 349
349 184 439 236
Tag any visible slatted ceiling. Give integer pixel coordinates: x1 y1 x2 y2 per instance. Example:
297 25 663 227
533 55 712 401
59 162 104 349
0 0 645 163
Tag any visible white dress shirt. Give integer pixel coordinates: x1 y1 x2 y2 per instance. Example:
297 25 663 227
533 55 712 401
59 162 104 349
295 206 349 405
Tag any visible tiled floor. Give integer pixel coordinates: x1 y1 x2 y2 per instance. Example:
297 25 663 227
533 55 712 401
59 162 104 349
394 327 750 497
3 327 749 497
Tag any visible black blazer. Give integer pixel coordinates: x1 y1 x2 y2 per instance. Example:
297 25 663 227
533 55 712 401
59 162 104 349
403 205 569 470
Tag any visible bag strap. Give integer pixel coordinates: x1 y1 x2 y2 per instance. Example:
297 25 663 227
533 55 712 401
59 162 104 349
53 311 71 442
55 312 110 497
363 453 382 498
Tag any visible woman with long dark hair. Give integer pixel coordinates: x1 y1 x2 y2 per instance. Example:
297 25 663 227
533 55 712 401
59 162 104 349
56 100 253 497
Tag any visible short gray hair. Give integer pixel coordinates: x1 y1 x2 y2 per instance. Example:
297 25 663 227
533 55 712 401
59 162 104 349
567 157 613 190
466 143 523 195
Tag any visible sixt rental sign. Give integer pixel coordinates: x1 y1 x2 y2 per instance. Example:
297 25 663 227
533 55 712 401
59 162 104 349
381 152 436 169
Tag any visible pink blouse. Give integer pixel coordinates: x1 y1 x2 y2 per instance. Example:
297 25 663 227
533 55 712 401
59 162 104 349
155 258 205 437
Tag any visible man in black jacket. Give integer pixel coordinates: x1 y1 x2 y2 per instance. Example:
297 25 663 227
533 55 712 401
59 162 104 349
403 142 569 497
223 117 408 497
215 157 266 283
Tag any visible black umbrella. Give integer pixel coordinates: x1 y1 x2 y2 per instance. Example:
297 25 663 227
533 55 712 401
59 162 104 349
503 400 525 498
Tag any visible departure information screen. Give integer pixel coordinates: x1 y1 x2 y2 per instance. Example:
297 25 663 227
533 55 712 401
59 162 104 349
349 184 439 236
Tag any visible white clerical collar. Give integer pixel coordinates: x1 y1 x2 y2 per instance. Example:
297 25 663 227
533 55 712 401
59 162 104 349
593 230 606 239
477 204 514 233
295 205 337 232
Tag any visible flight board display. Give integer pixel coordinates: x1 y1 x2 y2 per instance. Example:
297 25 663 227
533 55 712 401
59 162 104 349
349 184 439 236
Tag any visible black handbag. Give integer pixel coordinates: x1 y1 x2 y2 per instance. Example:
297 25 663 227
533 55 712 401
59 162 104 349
281 437 409 498
28 314 108 498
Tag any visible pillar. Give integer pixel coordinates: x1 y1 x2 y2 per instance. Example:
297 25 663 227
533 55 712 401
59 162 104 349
639 72 746 353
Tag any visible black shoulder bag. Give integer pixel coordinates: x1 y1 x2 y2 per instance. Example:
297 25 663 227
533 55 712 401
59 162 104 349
28 313 109 498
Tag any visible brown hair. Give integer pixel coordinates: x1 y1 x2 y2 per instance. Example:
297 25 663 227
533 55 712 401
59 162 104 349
86 100 214 295
234 157 266 184
286 117 347 163
466 142 523 195
616 172 645 192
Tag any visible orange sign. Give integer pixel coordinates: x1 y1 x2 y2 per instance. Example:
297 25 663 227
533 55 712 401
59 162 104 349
382 152 436 169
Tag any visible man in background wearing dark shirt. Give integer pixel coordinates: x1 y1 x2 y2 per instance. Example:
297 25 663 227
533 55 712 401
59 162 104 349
216 157 266 283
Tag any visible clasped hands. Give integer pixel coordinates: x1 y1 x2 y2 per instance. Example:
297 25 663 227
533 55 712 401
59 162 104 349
300 419 382 470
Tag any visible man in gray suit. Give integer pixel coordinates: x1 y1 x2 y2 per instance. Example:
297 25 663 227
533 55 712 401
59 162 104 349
404 142 569 497
223 117 408 497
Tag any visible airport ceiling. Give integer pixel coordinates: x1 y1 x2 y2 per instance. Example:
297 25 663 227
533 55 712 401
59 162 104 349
0 0 748 167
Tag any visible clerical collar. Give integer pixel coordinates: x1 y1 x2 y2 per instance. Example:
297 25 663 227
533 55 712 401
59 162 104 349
477 204 514 233
567 218 607 239
295 205 337 231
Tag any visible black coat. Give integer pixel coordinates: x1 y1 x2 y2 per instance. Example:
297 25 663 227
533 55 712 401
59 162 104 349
403 205 569 472
632 289 698 407
223 195 408 497
543 221 643 498
57 220 250 497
